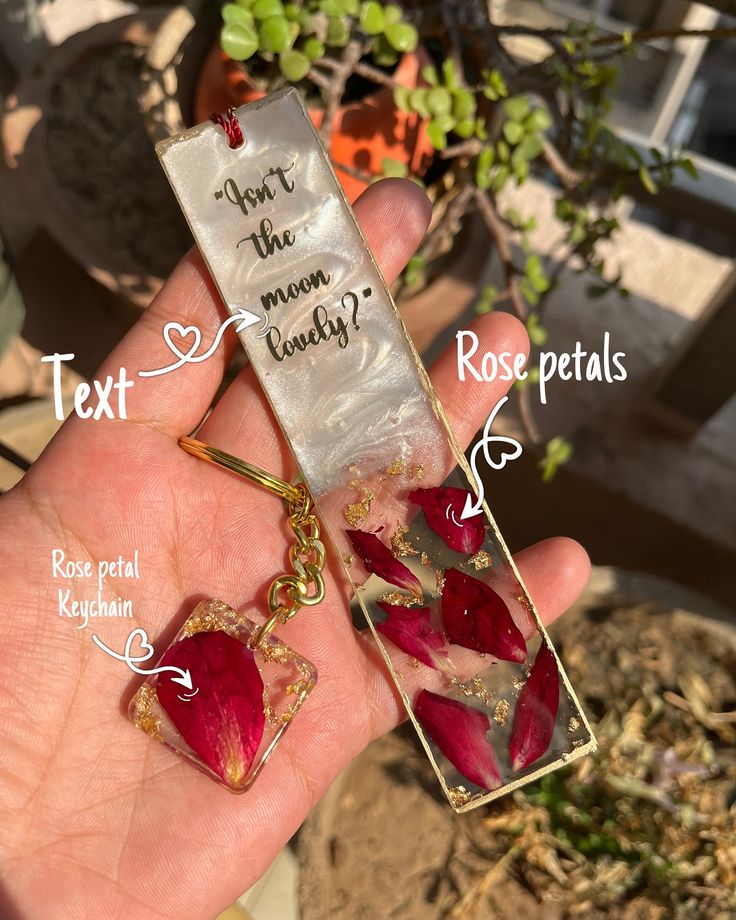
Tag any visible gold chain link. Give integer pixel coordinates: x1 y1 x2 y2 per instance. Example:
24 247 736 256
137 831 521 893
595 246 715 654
177 438 326 650
252 483 326 649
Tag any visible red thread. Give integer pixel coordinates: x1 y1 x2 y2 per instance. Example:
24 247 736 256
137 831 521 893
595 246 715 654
209 108 244 149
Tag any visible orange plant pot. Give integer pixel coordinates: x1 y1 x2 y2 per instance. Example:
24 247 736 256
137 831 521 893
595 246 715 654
194 44 433 202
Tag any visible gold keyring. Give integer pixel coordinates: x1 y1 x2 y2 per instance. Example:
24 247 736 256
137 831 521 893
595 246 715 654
178 436 302 506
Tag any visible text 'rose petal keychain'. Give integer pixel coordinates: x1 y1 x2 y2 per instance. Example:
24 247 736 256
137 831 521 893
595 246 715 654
130 88 596 812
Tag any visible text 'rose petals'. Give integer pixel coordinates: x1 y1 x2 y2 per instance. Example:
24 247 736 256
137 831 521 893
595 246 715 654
347 529 423 598
376 602 448 670
509 642 560 772
156 630 266 789
415 689 502 791
408 487 485 554
442 567 527 662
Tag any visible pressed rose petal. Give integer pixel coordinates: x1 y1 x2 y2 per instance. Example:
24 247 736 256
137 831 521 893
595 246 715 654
376 602 448 669
415 689 502 791
509 643 560 771
442 567 526 662
156 631 265 789
409 487 485 554
347 529 423 598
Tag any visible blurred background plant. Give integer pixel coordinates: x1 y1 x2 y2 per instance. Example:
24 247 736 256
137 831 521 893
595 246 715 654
200 0 734 475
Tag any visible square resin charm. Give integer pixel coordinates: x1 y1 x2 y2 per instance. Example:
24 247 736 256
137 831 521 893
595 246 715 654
129 600 317 792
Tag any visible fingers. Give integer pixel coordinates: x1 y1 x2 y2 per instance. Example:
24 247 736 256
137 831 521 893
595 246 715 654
363 536 591 738
93 250 236 437
194 179 433 464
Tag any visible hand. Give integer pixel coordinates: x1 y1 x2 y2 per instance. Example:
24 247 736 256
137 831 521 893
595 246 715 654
0 180 589 919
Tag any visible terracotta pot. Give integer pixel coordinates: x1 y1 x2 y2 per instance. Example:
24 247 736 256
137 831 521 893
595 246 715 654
194 44 433 203
2 9 173 308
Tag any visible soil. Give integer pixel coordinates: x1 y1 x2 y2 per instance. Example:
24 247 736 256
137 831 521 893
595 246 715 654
46 43 192 280
298 593 736 919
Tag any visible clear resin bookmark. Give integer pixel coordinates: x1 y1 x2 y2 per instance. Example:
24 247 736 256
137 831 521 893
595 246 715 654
155 88 595 811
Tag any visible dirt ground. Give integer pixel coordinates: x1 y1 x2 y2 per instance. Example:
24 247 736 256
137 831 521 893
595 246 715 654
298 577 736 919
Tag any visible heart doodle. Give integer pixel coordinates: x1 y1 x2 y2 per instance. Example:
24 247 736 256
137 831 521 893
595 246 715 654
163 323 202 362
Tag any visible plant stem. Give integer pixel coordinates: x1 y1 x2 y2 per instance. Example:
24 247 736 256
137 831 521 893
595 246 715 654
473 189 527 321
518 385 543 446
441 139 483 160
352 60 401 90
541 138 585 188
331 161 372 184
319 40 365 145
590 25 736 46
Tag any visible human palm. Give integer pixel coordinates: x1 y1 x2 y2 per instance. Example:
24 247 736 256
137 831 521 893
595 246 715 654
0 181 589 919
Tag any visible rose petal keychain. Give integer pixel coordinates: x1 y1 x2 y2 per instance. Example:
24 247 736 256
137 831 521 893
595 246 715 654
133 88 596 811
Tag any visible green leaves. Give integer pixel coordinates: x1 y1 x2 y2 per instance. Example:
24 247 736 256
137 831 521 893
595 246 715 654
220 0 420 76
539 437 573 483
475 285 497 315
222 3 254 27
359 1 384 35
638 165 658 196
403 252 425 288
221 22 259 60
384 22 418 52
398 62 481 152
259 15 292 52
427 120 447 151
475 146 495 189
252 0 284 17
503 95 530 123
303 36 325 60
482 68 507 101
427 87 452 117
525 311 547 345
503 121 524 145
279 49 311 80
381 156 408 178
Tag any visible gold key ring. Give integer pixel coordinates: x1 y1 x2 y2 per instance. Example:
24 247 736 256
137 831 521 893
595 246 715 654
178 436 325 648
179 436 303 506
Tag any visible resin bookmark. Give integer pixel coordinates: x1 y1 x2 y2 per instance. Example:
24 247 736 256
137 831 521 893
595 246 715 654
154 88 595 811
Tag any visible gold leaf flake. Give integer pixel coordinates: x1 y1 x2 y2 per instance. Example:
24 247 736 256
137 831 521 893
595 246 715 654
493 699 510 726
412 464 425 480
343 480 374 527
391 523 419 557
384 459 405 476
468 550 493 570
377 591 422 606
420 552 430 567
447 785 473 808
568 716 581 733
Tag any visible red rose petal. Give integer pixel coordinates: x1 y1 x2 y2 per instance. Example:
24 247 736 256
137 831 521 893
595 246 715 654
347 529 423 598
415 689 502 791
509 642 560 771
409 487 485 554
156 631 265 789
442 567 527 662
376 602 448 670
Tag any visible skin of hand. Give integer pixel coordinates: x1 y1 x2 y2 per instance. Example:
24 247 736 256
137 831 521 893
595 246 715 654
0 179 589 920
